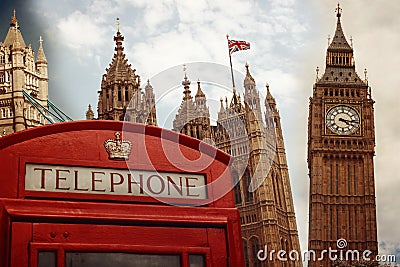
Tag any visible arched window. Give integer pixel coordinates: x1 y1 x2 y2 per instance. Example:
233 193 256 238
243 168 253 203
232 171 242 205
125 87 129 101
281 238 287 267
0 73 4 83
250 237 261 267
118 86 122 101
0 54 4 64
243 239 249 267
1 108 5 118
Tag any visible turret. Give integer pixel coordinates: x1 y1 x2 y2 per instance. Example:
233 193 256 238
7 11 25 132
36 36 48 104
195 79 207 111
86 104 94 120
243 62 261 118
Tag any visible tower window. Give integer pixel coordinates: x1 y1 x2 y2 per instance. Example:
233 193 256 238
243 169 253 203
354 164 357 195
125 88 129 101
330 163 333 194
0 54 4 64
0 74 4 83
348 164 351 194
232 171 242 205
336 164 339 194
118 88 122 101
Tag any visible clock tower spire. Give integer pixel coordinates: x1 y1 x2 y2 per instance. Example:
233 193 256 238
307 4 378 266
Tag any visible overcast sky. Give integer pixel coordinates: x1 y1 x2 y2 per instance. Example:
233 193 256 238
1 0 399 261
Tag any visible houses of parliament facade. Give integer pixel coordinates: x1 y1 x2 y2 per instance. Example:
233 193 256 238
89 21 302 267
1 4 378 267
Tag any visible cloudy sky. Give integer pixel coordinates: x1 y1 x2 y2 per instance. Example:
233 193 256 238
1 0 399 261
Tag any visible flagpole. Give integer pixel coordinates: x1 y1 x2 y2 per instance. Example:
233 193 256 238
226 34 236 90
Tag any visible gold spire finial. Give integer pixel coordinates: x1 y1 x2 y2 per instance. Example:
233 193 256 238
39 36 43 46
226 33 229 40
265 82 270 90
316 66 320 82
364 68 368 82
350 36 353 47
336 2 342 17
328 35 331 45
116 18 120 32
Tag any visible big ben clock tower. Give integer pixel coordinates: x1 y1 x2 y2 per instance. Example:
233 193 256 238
307 4 378 266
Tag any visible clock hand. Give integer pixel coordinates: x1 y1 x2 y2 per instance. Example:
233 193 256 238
338 118 351 125
339 118 359 125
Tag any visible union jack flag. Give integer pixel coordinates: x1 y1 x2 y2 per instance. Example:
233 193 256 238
228 39 250 55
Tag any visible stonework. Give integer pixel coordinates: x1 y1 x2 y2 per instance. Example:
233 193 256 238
173 63 301 267
93 26 302 267
307 6 378 266
95 29 157 126
0 11 49 136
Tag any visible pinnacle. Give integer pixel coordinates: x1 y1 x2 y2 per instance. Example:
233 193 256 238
36 36 47 64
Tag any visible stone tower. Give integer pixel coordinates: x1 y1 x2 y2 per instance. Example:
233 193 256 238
172 66 212 143
96 25 157 125
174 63 301 266
307 4 378 266
0 10 49 136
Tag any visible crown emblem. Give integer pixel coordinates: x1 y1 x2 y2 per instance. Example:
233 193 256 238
104 132 132 160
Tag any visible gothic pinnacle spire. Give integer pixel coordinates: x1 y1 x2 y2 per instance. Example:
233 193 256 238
328 3 352 51
11 9 18 27
116 18 120 32
196 79 205 98
336 2 342 18
113 20 124 56
244 61 255 84
265 82 276 107
36 36 47 64
182 64 192 100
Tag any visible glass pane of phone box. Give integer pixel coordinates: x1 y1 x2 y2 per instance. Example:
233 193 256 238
64 252 181 267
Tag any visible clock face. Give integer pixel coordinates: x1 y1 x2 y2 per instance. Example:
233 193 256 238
326 105 360 135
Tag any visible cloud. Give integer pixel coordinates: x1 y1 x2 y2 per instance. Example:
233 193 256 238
57 11 104 49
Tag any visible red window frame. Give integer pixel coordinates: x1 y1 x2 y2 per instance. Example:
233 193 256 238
12 222 227 267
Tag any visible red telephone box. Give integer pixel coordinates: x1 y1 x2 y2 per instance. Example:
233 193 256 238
0 121 244 267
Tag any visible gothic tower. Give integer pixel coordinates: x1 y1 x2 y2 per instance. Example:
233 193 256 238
176 63 301 266
96 23 157 125
0 10 49 136
218 64 300 267
172 66 212 142
307 5 378 266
